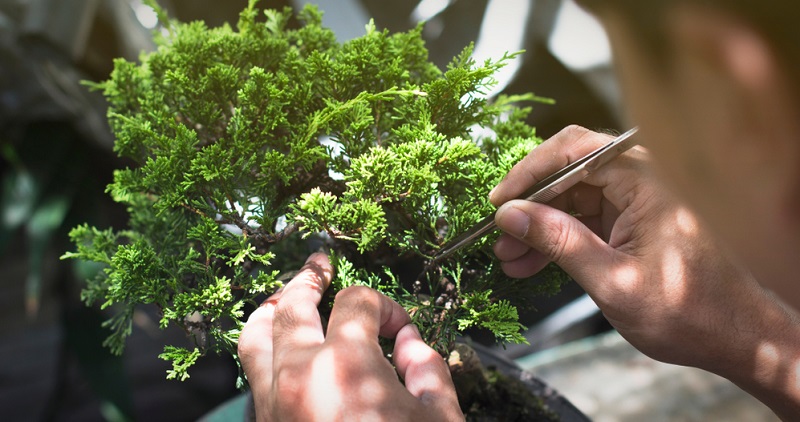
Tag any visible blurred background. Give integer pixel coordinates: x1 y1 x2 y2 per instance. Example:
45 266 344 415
0 0 774 421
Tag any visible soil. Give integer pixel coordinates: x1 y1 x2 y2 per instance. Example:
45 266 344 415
449 343 560 421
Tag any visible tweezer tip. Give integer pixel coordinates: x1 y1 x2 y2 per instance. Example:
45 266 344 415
417 251 446 280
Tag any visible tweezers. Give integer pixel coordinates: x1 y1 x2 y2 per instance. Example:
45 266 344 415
427 126 639 266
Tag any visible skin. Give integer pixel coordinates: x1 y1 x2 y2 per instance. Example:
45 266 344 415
239 3 800 420
492 5 800 420
599 6 800 306
238 253 463 421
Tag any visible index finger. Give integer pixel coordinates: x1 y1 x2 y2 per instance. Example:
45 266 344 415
490 125 613 206
325 285 411 344
271 253 334 358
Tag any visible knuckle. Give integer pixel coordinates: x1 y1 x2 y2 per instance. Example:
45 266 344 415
237 330 255 358
271 305 301 334
539 217 575 263
237 309 270 360
272 366 305 405
557 125 611 150
560 124 590 138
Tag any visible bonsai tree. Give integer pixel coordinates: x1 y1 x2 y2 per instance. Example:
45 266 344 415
63 0 566 397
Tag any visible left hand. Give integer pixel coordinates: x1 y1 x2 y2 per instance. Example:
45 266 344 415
238 252 464 422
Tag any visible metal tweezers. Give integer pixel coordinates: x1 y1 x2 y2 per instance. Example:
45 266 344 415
427 127 639 265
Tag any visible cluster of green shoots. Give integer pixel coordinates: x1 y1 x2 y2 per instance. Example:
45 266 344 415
63 0 566 382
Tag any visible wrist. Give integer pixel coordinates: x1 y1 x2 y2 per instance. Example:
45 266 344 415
702 290 800 420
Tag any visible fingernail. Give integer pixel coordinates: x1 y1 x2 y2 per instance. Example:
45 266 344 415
495 204 530 238
488 186 497 202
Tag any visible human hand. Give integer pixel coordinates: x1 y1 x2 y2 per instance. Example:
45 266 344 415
238 253 464 422
490 125 787 373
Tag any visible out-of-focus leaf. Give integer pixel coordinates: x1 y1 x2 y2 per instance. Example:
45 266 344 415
25 194 71 316
0 170 39 252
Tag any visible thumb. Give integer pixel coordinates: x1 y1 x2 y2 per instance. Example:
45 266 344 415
494 199 618 290
393 324 463 420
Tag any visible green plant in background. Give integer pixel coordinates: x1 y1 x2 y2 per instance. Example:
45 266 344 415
63 0 566 383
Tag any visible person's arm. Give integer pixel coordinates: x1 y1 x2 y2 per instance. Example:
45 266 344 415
238 253 464 422
712 294 800 421
491 125 800 419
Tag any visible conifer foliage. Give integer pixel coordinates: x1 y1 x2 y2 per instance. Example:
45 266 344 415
63 0 565 382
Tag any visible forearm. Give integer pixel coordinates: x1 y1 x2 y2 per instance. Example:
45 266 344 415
702 291 800 420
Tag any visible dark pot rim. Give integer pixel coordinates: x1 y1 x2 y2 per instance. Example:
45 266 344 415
468 341 591 422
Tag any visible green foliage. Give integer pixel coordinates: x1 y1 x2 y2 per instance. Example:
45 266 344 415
63 1 565 381
458 290 527 345
159 346 201 381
